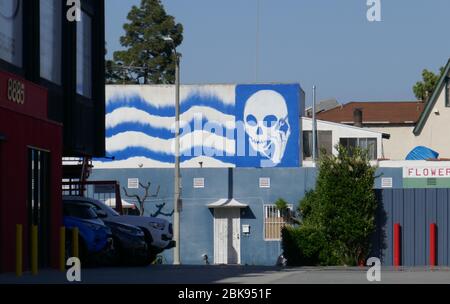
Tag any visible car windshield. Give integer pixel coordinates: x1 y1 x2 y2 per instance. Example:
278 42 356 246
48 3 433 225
64 203 98 219
99 201 120 216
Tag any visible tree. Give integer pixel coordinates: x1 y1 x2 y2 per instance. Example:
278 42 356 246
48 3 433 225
282 145 378 266
275 198 289 220
413 67 445 101
275 198 300 224
112 0 183 84
105 60 136 84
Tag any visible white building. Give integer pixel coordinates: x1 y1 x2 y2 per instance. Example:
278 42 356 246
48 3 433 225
301 117 389 166
315 58 450 160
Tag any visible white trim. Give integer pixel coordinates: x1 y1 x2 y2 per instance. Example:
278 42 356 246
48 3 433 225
302 117 386 135
207 198 248 208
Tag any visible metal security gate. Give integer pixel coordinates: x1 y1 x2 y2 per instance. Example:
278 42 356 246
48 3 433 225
373 188 450 266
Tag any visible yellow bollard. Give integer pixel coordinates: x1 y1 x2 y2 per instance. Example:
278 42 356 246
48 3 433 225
72 227 79 258
16 224 23 277
31 225 38 275
60 227 66 272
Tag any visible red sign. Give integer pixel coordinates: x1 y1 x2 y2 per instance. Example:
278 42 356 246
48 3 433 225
0 70 48 120
405 167 450 178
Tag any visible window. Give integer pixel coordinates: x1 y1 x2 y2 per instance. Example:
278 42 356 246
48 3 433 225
303 130 333 160
28 148 51 267
40 0 62 84
339 137 377 160
76 10 92 98
63 203 98 219
264 204 293 241
0 0 23 66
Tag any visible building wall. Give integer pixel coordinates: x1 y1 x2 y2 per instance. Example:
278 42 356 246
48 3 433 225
374 188 450 266
97 83 304 169
90 166 405 265
368 87 450 160
414 87 450 158
90 167 317 265
367 125 415 160
302 118 384 160
0 0 106 157
0 107 62 273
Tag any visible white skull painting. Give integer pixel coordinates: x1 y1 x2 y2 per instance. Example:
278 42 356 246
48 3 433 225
243 90 291 164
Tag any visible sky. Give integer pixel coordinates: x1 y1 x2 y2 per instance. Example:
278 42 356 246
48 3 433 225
106 0 450 106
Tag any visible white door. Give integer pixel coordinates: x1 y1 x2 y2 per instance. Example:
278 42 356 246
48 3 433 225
214 208 241 264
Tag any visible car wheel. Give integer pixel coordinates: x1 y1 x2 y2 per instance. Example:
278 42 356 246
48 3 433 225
111 238 123 266
147 249 157 264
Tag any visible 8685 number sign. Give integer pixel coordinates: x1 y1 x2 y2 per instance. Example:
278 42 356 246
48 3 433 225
7 78 25 105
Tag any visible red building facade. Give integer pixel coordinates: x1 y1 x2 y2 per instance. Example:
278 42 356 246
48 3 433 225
0 0 105 273
0 71 62 272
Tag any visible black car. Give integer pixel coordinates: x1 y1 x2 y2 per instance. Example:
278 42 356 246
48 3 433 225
101 219 149 266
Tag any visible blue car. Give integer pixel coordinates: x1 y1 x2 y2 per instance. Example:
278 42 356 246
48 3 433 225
63 201 114 265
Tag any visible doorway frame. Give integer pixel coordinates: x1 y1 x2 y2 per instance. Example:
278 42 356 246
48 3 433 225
213 208 241 265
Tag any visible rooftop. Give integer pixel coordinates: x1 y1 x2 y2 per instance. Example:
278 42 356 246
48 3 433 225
316 101 425 125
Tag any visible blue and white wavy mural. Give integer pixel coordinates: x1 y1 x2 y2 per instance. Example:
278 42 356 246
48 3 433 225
94 84 303 168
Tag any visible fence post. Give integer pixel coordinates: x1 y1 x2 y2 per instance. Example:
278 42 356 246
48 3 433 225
72 227 79 258
31 225 38 275
393 223 401 267
15 224 23 277
430 223 437 267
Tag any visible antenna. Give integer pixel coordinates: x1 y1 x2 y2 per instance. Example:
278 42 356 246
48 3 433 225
256 0 260 82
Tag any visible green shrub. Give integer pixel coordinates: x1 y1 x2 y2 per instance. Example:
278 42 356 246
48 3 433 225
282 145 378 266
281 224 330 266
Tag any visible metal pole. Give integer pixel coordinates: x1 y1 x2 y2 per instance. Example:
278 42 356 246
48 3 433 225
31 225 38 275
312 85 317 162
173 53 181 265
256 0 260 82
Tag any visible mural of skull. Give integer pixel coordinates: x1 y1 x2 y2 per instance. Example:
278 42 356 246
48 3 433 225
243 90 291 164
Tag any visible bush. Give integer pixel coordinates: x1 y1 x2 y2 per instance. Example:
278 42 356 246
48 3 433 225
282 145 378 266
281 224 330 266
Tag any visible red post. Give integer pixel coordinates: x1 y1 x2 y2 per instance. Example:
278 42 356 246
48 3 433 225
430 223 437 267
393 223 401 267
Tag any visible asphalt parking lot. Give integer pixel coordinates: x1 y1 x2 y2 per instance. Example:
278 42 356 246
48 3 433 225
1 265 450 284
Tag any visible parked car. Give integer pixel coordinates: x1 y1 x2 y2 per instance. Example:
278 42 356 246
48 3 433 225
97 219 149 266
63 196 175 262
63 201 114 265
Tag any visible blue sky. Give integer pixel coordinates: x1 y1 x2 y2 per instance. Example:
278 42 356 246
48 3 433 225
106 0 450 106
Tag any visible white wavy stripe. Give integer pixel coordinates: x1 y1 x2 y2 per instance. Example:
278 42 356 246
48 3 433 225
106 131 236 155
106 85 236 107
93 156 235 169
106 106 236 130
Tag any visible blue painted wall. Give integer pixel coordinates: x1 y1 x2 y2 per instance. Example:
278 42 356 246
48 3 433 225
91 167 316 265
235 84 302 168
100 84 304 169
90 166 407 265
